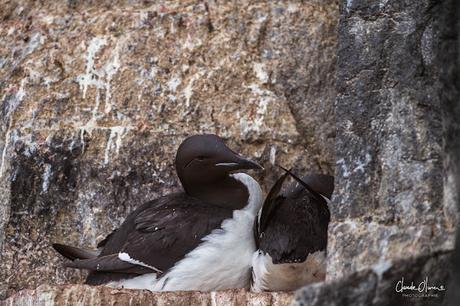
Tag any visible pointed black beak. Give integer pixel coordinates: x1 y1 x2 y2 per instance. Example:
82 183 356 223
234 157 264 170
215 156 264 171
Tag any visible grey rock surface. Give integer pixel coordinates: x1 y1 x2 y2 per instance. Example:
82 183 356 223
442 0 460 305
294 250 451 306
0 0 338 299
327 0 458 280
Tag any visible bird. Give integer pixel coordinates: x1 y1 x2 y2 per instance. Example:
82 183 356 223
251 167 334 292
53 134 264 291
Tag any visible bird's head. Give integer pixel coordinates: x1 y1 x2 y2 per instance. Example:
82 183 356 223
175 134 263 195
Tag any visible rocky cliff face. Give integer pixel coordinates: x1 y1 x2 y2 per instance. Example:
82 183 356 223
298 0 458 304
327 0 458 280
0 0 337 300
1 0 459 305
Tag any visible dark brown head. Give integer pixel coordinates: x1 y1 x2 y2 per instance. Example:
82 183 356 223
175 134 262 201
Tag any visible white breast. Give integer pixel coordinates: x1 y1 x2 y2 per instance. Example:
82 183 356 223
111 173 263 291
153 173 263 291
251 250 326 292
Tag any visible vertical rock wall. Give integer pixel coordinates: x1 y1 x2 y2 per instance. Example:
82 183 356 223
0 0 338 299
443 0 460 303
292 0 458 304
327 0 458 280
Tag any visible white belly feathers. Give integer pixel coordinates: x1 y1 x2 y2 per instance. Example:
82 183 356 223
251 250 326 292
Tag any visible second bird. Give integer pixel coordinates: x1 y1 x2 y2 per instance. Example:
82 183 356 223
251 168 334 292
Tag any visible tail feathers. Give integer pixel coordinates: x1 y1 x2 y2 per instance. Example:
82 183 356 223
52 243 101 261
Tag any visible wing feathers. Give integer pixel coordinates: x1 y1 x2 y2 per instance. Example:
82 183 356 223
53 193 233 285
52 243 100 260
65 253 162 274
258 170 290 235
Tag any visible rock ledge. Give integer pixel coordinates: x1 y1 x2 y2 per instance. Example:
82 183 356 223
3 285 293 306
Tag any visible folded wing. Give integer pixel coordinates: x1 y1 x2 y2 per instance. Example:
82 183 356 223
54 193 233 285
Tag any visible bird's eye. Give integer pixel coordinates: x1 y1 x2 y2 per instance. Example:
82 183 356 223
196 156 206 161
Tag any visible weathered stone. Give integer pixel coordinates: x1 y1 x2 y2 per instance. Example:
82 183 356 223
328 0 458 280
442 0 460 305
0 0 338 299
294 250 452 306
2 286 293 306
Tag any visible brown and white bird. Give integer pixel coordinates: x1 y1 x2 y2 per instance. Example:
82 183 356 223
53 134 264 291
251 167 334 292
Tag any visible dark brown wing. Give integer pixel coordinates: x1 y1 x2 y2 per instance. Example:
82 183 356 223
257 169 331 264
257 170 290 236
121 196 233 271
96 229 117 248
258 193 330 264
84 193 233 285
66 253 156 274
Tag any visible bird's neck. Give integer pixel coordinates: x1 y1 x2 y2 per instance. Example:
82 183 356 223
183 175 250 210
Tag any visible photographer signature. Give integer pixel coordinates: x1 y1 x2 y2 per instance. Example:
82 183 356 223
395 277 446 293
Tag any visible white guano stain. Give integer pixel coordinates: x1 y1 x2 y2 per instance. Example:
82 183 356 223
240 84 272 138
183 34 203 51
41 15 55 25
0 78 28 178
253 63 269 84
77 116 98 152
353 153 372 173
22 32 45 59
42 163 52 193
336 159 350 180
287 3 299 13
336 152 372 179
138 11 149 27
372 259 392 280
103 38 123 113
0 129 11 178
182 70 204 108
167 77 181 92
103 126 131 165
370 238 392 302
16 78 27 102
77 36 125 114
77 36 107 99
269 146 276 165
149 67 158 79
73 36 132 163
76 119 133 164
346 0 353 12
